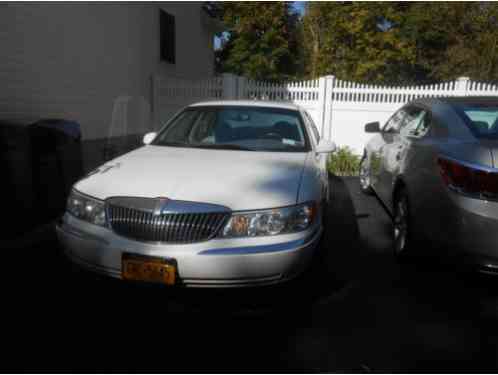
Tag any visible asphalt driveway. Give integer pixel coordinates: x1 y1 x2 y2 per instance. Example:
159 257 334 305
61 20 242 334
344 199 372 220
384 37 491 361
2 176 498 372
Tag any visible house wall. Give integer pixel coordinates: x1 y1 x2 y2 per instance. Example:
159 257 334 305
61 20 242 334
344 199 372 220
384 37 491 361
0 2 215 169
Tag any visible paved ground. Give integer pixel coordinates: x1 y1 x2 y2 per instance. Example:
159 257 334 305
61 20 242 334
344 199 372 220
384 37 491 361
3 176 498 372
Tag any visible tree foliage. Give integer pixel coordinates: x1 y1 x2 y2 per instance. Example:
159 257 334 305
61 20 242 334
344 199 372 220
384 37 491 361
302 3 417 83
216 2 498 84
301 2 498 84
215 2 301 81
407 2 498 82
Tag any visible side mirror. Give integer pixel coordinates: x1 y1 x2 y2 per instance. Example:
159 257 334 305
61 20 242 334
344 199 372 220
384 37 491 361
143 132 157 145
365 122 381 133
316 139 336 154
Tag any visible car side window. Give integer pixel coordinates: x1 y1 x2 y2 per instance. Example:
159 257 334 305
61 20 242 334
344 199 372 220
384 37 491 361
304 111 320 143
400 107 431 138
415 111 432 138
383 108 408 133
400 107 425 136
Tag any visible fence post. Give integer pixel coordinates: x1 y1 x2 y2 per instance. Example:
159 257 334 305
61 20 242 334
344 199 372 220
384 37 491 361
222 73 238 100
456 76 470 96
237 75 247 100
318 77 327 137
322 75 335 141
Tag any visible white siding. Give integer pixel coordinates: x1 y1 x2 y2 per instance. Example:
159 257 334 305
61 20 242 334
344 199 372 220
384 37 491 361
0 2 215 139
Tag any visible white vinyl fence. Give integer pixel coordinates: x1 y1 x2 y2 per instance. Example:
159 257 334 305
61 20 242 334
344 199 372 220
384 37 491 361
152 74 498 154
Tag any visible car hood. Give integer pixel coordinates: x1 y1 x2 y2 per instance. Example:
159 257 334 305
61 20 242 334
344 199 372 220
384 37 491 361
75 145 309 211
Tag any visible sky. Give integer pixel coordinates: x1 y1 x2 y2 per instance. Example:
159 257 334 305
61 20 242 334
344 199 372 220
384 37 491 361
292 1 306 16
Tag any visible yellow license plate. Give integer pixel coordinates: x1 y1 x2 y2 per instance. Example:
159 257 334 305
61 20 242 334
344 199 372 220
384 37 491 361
122 254 176 285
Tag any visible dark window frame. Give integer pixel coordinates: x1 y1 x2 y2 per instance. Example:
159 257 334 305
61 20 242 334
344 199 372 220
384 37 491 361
160 9 176 64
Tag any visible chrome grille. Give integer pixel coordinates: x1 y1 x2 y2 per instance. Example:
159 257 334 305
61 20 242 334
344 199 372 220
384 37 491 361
106 197 230 243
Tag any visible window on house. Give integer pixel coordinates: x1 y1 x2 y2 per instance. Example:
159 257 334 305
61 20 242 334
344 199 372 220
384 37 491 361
160 9 175 64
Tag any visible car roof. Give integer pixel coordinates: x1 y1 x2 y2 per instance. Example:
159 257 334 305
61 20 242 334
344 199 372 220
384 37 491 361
188 100 302 111
410 96 498 107
406 96 498 140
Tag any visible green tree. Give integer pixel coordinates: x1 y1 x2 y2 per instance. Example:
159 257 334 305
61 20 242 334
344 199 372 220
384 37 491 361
216 2 302 81
302 2 498 84
406 2 498 82
302 2 418 83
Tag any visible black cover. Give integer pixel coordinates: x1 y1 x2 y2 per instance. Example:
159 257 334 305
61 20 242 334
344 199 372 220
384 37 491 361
0 119 84 239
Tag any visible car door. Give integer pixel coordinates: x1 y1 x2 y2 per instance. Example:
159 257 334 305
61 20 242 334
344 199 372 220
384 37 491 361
397 107 434 237
382 106 428 209
398 106 430 168
371 108 408 205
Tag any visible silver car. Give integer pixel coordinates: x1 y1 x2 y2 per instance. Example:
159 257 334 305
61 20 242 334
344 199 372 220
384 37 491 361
360 97 498 272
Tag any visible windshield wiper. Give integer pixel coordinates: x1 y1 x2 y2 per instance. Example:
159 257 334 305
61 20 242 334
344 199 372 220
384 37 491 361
157 141 192 148
190 143 255 151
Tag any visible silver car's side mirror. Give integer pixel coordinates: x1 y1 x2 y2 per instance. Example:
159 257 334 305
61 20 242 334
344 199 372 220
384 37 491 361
365 122 381 133
316 139 336 154
143 132 157 145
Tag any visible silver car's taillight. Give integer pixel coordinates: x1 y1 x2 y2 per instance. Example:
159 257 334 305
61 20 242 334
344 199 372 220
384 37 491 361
437 156 498 200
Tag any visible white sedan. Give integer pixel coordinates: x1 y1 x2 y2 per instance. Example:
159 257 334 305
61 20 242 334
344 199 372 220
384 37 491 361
56 101 336 287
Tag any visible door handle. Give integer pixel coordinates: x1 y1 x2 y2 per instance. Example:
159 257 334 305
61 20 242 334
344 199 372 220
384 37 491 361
396 152 401 161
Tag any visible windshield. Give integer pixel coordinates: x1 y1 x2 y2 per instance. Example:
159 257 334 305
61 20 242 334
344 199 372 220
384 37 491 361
453 103 498 139
152 106 310 152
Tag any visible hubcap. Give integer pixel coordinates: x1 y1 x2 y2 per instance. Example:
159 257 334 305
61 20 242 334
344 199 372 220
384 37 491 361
394 198 408 254
359 161 370 190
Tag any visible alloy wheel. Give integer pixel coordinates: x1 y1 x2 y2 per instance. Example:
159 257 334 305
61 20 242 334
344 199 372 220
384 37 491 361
393 197 408 255
359 159 371 191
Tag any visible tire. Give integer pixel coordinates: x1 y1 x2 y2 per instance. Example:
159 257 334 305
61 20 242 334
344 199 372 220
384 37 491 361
359 155 373 195
392 188 413 259
311 198 331 266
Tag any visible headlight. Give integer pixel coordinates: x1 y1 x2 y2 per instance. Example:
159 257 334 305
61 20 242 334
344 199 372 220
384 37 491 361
66 190 107 227
220 202 317 238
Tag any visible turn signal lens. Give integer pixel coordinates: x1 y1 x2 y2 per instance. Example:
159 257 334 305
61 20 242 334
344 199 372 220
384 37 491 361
437 157 498 200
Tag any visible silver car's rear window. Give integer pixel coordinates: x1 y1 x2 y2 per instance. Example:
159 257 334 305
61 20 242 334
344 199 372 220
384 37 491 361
452 103 498 139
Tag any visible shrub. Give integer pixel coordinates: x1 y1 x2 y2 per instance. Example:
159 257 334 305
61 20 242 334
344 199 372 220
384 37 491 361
327 146 361 176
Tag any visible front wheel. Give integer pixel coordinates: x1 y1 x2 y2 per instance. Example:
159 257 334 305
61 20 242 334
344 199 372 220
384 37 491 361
359 155 373 195
393 189 413 259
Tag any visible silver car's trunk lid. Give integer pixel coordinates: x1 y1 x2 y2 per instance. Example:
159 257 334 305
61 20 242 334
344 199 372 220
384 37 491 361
440 140 494 168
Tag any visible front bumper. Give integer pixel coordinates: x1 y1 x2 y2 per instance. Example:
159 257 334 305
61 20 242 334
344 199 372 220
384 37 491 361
56 214 322 287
